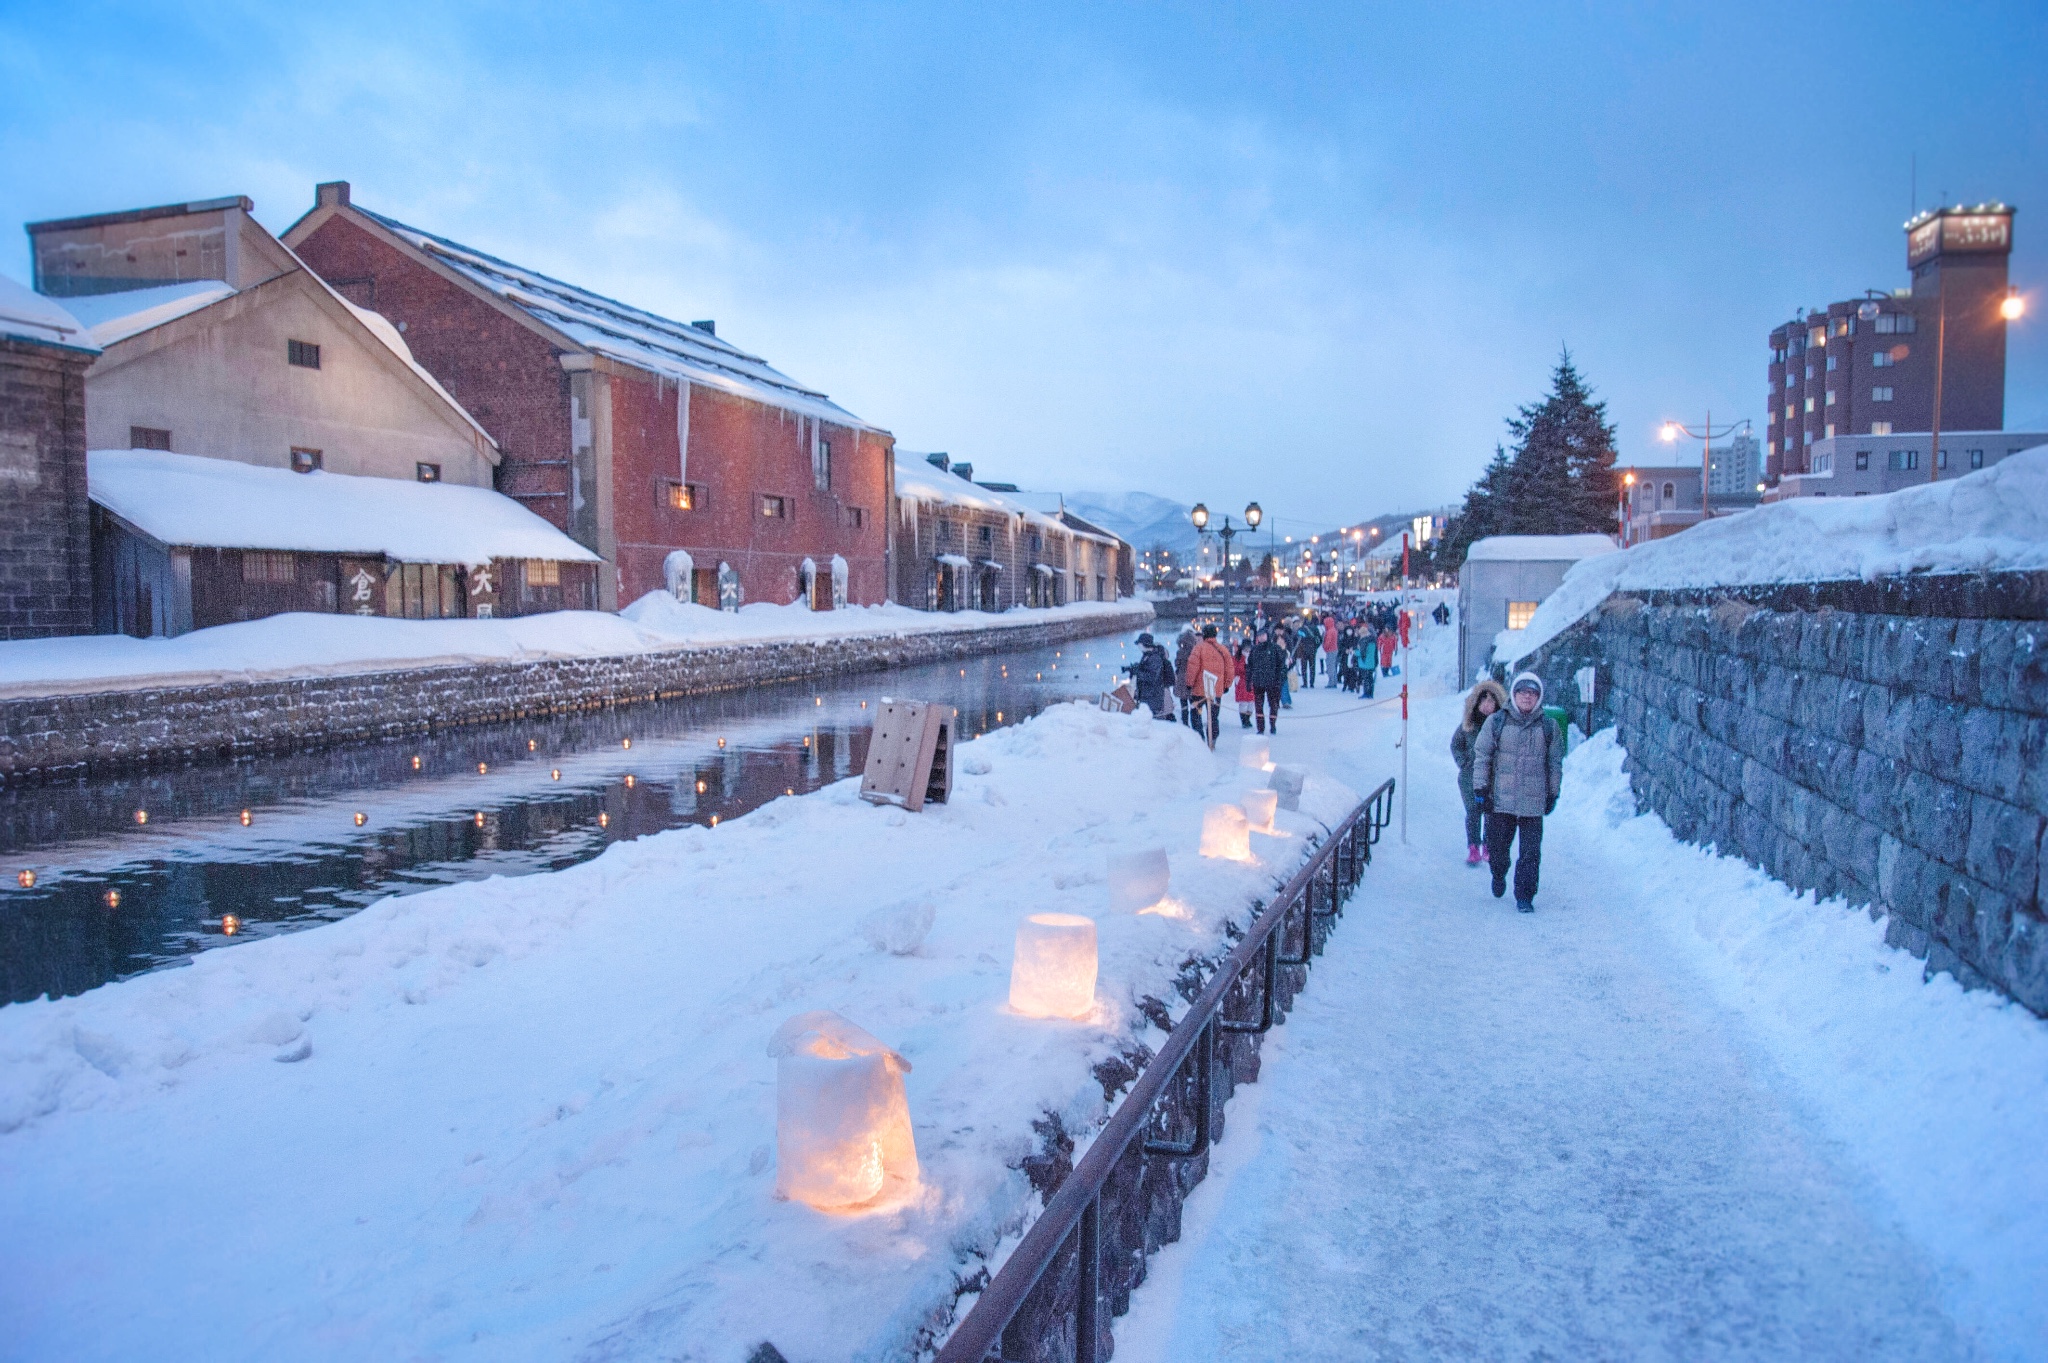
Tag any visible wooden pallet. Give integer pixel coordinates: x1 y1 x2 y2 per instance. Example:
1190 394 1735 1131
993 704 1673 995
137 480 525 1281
859 700 956 811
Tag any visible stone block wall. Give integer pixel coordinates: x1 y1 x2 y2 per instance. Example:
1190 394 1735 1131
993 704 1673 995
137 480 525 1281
1518 572 2048 1015
0 338 93 640
0 605 1153 781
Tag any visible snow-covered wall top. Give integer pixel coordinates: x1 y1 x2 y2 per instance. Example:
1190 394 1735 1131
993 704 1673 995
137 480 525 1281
89 450 601 565
0 272 97 353
1511 448 2048 665
358 207 878 432
1466 533 1621 563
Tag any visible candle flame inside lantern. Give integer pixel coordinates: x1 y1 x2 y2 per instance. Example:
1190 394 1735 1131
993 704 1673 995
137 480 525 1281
622 738 632 750
134 810 148 826
697 780 708 794
770 1010 919 1210
598 811 609 828
240 809 252 826
474 812 486 827
717 738 726 749
16 870 35 889
354 812 367 827
104 890 121 908
528 739 537 751
1200 805 1253 860
551 769 561 781
1009 913 1099 1019
221 914 241 936
411 755 422 770
478 762 488 775
624 774 636 788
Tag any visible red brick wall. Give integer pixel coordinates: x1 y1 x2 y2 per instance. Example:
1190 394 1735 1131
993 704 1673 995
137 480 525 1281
610 374 891 609
290 216 576 530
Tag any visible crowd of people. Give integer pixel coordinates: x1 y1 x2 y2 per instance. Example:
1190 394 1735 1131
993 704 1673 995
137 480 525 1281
1127 595 1565 918
1123 597 1437 745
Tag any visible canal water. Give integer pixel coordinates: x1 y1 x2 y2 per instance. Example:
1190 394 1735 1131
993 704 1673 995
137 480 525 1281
1 634 1148 1005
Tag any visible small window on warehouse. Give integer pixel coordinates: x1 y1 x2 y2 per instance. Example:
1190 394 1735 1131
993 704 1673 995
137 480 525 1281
130 425 172 450
416 462 441 483
525 559 560 587
760 494 788 519
287 339 321 369
290 447 323 473
666 481 703 511
844 506 866 529
1506 601 1538 631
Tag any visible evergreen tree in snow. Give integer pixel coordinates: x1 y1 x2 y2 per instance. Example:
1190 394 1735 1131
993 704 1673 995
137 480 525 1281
1434 350 1620 569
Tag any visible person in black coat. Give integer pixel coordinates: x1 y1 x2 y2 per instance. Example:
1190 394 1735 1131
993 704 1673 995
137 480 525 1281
1244 628 1289 735
1123 633 1174 718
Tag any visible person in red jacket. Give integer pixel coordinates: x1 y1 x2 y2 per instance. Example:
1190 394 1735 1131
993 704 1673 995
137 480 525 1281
1231 641 1254 728
1321 614 1339 688
1377 626 1398 676
1183 624 1236 748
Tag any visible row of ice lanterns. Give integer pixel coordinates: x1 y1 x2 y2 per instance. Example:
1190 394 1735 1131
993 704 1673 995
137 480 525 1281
775 737 1296 1211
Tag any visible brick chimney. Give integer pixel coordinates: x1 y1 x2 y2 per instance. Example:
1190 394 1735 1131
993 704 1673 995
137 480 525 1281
316 181 351 208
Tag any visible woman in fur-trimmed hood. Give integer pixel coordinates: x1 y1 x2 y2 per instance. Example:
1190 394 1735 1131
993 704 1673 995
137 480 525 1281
1450 679 1507 864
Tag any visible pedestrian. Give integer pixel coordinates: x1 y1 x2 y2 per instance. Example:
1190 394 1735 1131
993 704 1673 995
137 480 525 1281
1232 641 1255 729
1246 627 1288 735
1173 624 1198 730
1321 613 1339 687
1470 672 1564 913
1450 679 1506 866
1184 624 1236 748
1293 622 1318 689
1123 632 1174 719
1377 626 1397 677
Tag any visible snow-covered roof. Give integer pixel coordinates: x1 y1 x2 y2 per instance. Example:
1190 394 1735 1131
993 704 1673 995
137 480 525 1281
354 206 877 431
894 452 1069 535
1510 448 2048 665
89 449 600 566
0 273 99 353
62 280 235 347
1467 534 1620 563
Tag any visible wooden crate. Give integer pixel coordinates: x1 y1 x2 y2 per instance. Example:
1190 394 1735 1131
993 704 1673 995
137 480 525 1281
860 700 957 811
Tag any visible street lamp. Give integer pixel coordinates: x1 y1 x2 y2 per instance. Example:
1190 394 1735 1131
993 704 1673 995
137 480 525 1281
1619 470 1636 545
1189 500 1262 642
1659 414 1749 521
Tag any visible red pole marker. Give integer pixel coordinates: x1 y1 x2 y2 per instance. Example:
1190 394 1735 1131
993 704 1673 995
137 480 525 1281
1401 683 1408 720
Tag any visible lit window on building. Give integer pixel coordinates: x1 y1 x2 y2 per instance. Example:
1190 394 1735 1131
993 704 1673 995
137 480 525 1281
760 494 788 519
1871 422 1893 436
525 559 560 587
1506 601 1539 631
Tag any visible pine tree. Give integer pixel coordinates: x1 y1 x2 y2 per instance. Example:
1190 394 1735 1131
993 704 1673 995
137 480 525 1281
1436 350 1620 568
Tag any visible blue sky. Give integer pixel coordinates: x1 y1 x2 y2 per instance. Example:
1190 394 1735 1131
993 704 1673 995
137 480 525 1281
3 2 2043 536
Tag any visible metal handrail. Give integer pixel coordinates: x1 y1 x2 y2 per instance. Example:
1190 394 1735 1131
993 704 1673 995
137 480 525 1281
936 776 1398 1363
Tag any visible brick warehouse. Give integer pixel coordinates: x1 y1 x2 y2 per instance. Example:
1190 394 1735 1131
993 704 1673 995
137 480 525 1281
283 183 892 612
0 276 98 639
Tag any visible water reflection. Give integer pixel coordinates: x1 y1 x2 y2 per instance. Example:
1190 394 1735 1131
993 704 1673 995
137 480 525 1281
0 634 1142 1003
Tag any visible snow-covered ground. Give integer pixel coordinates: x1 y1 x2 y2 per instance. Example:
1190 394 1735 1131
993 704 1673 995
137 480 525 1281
1512 446 2048 664
0 697 1352 1361
1116 617 2048 1361
0 597 1146 697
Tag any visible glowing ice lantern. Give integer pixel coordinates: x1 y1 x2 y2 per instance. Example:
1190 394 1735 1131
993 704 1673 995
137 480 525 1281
1239 738 1272 772
769 1011 919 1209
1200 804 1252 860
1106 848 1171 914
1009 913 1099 1019
1241 788 1279 832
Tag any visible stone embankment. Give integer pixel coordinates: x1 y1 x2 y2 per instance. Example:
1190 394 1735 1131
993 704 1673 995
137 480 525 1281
1516 571 2047 1015
0 604 1153 781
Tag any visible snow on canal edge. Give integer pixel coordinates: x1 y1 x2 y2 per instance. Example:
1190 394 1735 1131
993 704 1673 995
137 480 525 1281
0 700 1356 1361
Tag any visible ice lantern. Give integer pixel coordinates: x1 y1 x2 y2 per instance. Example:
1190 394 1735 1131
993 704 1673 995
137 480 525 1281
1106 847 1171 914
1009 913 1099 1019
1241 788 1279 832
1239 738 1273 772
769 1010 919 1210
1200 804 1252 860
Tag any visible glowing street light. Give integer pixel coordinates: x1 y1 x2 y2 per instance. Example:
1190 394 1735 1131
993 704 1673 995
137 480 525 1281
2001 288 2026 322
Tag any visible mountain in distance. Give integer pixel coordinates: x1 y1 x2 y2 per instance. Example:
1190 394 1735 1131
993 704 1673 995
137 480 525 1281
1061 490 1202 556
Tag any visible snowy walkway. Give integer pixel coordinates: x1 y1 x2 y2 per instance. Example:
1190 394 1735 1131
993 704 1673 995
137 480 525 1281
1117 661 2048 1362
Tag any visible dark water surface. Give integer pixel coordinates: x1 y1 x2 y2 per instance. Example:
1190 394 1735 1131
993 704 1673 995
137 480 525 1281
1 635 1143 1004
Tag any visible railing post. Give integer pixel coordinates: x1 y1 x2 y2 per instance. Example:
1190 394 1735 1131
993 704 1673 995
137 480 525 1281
1076 1196 1099 1363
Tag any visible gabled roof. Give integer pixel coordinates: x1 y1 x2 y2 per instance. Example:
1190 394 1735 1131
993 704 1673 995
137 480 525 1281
336 202 879 431
64 280 236 347
893 452 1069 537
89 449 598 566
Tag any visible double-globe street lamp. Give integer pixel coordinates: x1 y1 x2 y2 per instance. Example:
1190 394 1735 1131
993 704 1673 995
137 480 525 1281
1189 500 1262 641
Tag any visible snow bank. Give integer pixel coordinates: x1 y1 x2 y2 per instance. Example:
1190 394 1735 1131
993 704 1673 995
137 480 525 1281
1465 533 1618 562
1511 448 2048 664
0 701 1355 1361
88 450 597 564
0 596 1148 697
